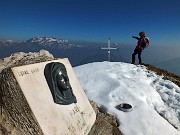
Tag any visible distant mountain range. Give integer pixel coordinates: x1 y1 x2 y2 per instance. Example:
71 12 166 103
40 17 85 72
25 36 70 48
27 36 68 43
0 36 180 75
0 36 75 48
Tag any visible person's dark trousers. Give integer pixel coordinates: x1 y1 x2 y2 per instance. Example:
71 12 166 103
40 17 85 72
131 49 142 64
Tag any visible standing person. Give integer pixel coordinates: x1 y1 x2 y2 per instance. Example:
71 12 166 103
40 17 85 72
131 31 149 64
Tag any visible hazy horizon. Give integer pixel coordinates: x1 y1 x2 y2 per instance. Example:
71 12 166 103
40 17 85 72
0 38 180 75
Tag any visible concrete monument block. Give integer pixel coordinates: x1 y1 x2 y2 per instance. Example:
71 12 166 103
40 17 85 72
10 58 96 135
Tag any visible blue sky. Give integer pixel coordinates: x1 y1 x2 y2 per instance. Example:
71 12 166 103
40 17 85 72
0 0 180 45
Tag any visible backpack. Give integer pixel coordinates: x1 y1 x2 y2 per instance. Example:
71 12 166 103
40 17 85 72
141 37 150 48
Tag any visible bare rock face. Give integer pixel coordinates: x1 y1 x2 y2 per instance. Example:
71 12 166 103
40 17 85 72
0 50 121 135
0 49 54 73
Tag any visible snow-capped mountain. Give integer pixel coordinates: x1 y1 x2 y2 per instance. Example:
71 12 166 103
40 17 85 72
26 36 68 44
0 36 70 47
0 36 81 49
24 36 69 47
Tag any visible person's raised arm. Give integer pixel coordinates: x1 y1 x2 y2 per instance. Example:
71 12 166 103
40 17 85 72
132 36 139 40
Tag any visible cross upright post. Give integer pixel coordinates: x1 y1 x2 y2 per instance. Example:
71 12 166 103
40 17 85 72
101 37 117 62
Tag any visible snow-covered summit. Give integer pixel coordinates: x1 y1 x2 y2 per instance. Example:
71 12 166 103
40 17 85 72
74 61 180 135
